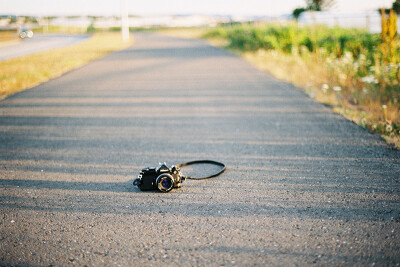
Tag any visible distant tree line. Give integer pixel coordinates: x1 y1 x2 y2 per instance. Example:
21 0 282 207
293 0 400 20
292 0 336 20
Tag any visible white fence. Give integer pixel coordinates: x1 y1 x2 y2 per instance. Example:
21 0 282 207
299 11 400 33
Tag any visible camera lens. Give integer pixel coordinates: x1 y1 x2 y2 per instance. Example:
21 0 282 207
161 179 171 188
156 174 174 192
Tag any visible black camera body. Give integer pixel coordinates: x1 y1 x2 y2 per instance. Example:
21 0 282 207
133 162 185 192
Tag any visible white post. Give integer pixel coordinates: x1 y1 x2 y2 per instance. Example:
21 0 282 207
120 0 129 42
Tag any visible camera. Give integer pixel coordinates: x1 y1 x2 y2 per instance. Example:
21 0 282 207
133 162 185 192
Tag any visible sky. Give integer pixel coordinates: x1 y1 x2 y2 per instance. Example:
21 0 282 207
0 0 394 17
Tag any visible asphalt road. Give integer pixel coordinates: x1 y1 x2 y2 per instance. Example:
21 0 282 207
0 34 90 61
0 33 399 266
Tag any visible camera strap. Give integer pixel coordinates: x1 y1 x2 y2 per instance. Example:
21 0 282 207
177 160 226 180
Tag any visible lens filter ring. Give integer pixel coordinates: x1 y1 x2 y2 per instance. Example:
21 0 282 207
156 174 174 192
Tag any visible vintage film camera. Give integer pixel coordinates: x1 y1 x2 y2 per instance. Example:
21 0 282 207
133 160 226 193
133 162 185 192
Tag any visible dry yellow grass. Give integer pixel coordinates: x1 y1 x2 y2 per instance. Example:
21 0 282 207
0 32 133 99
158 28 207 39
0 31 20 47
0 30 19 42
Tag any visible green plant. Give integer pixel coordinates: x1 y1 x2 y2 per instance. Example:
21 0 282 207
293 8 307 20
86 24 96 33
393 0 400 13
306 0 336 11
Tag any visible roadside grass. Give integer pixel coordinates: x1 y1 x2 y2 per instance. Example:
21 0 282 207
159 25 400 149
35 25 89 34
0 32 133 99
159 27 208 39
0 30 19 45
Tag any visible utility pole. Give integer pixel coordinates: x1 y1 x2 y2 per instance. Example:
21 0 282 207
120 0 129 42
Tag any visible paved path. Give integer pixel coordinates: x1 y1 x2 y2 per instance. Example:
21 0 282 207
0 34 89 61
0 33 399 266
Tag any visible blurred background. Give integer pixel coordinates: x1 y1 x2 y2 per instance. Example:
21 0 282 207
0 0 397 34
0 0 399 147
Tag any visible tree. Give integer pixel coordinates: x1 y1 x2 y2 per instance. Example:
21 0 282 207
292 8 307 20
292 0 335 20
393 0 400 13
306 0 336 11
9 16 16 24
